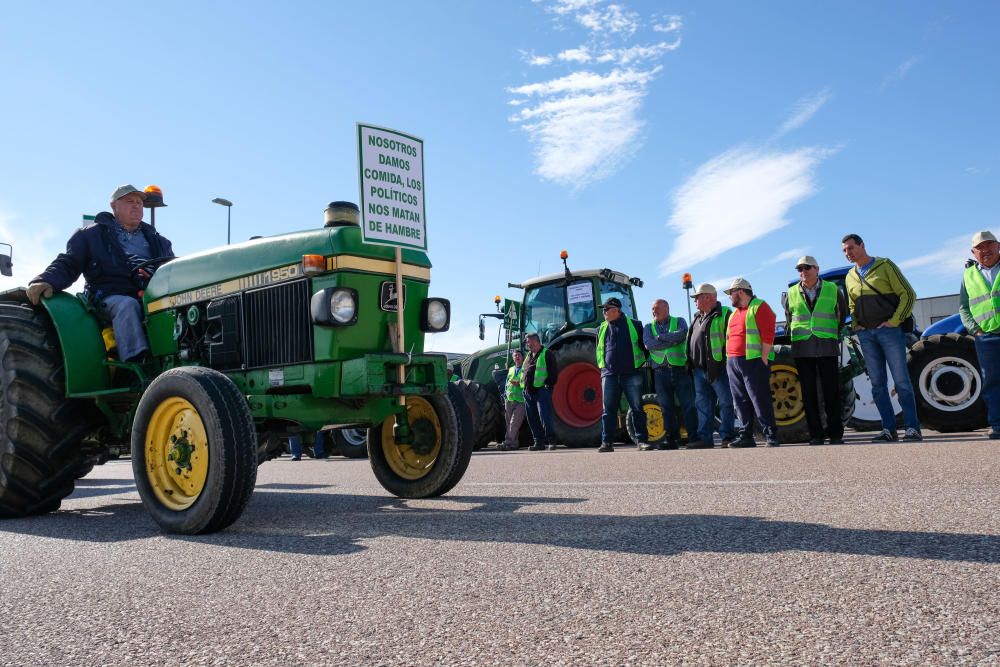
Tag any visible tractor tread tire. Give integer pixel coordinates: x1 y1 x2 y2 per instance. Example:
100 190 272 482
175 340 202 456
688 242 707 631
0 303 98 518
331 428 369 459
907 333 986 432
550 339 602 448
466 380 504 450
449 381 483 450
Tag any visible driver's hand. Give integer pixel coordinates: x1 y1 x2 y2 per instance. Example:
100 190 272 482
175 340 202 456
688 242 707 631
26 282 54 305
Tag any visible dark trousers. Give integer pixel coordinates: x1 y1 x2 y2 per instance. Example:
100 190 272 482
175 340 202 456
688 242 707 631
796 356 843 440
524 387 557 445
727 356 777 439
653 366 697 442
974 333 1000 432
601 372 646 443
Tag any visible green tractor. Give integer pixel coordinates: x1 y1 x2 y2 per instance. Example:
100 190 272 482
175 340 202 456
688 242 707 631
460 253 644 448
0 202 467 534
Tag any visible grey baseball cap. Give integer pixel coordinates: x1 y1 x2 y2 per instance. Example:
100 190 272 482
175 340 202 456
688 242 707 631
971 231 997 246
691 283 717 298
795 255 819 270
111 184 147 203
723 277 752 295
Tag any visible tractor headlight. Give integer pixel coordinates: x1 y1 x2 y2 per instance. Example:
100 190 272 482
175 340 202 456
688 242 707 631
311 287 358 326
421 298 450 332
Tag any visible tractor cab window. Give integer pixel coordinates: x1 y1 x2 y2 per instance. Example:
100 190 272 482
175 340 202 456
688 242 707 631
598 280 635 319
523 283 567 344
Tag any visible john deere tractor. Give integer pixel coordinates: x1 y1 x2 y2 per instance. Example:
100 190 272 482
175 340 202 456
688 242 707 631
0 202 466 534
459 253 643 447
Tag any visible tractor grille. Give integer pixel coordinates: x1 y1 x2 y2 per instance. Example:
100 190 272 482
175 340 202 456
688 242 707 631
243 279 313 368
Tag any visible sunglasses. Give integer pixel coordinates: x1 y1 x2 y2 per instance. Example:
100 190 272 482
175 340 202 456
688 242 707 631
796 265 815 272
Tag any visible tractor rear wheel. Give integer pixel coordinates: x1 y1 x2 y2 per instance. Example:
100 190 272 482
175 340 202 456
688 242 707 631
466 380 504 449
908 333 987 432
550 339 602 447
769 346 810 444
448 380 482 450
368 394 470 498
0 303 100 518
132 367 258 534
625 394 668 446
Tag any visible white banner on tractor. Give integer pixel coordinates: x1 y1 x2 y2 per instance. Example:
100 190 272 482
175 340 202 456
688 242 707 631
357 123 426 251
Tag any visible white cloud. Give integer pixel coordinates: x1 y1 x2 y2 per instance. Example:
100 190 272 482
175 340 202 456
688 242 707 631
773 88 831 140
557 47 592 63
653 15 682 33
529 54 554 66
899 233 974 278
882 56 922 90
596 41 680 65
509 68 659 188
0 209 81 292
767 247 808 266
659 146 832 275
576 4 639 35
548 0 601 16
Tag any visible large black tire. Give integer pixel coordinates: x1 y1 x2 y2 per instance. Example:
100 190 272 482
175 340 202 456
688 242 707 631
466 380 504 449
550 339 602 447
448 380 482 450
625 394 668 446
368 394 470 498
769 345 811 444
331 428 369 459
132 367 258 534
0 303 100 517
908 333 987 432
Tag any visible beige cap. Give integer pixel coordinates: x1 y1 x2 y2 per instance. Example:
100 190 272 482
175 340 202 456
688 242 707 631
723 277 752 295
795 255 819 270
971 231 998 246
111 184 147 203
691 283 717 299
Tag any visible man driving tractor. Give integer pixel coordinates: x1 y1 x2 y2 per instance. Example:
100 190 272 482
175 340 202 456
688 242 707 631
27 184 174 362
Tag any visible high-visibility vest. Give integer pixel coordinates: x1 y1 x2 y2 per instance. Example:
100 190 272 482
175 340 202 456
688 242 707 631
530 348 549 388
963 265 1000 333
709 306 732 362
647 317 687 367
740 298 775 361
505 365 524 403
596 318 646 370
788 281 839 341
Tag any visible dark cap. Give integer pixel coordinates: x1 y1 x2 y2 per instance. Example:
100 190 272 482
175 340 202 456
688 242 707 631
602 297 622 310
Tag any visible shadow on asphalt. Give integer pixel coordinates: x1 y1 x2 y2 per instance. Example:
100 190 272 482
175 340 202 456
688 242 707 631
2 491 997 564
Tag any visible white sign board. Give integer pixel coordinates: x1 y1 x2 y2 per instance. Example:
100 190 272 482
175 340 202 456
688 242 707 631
357 123 427 250
567 282 593 304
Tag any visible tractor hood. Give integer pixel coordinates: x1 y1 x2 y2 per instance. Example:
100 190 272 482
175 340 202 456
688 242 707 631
143 225 431 306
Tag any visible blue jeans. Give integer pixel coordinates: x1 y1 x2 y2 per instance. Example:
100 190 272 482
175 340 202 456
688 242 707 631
856 327 919 432
101 294 149 362
289 432 326 458
692 367 737 442
602 372 646 443
524 387 556 445
974 333 1000 431
653 366 697 441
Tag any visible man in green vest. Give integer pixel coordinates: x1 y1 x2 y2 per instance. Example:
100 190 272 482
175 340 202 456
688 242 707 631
523 333 559 451
643 299 698 450
687 283 737 447
959 230 1000 439
781 255 849 445
497 350 526 451
596 297 649 453
724 278 779 447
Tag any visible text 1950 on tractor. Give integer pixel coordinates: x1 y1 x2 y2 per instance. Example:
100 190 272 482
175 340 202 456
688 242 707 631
0 202 467 534
456 251 644 448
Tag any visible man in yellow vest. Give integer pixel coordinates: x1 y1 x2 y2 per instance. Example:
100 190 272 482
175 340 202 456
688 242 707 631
959 231 1000 440
497 350 526 451
643 299 697 450
781 256 849 445
596 297 649 453
523 333 559 451
687 283 737 447
724 278 779 447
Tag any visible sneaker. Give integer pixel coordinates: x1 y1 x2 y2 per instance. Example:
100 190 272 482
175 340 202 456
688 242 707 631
528 444 545 451
729 438 757 448
598 442 614 453
828 438 845 445
637 442 655 451
546 444 558 451
765 437 781 447
685 440 713 449
290 456 301 461
903 428 923 442
870 430 898 442
988 430 1000 440
808 438 824 446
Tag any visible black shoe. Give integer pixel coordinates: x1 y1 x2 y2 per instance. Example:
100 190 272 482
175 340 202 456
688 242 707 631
290 456 301 461
989 430 1000 440
729 438 757 448
528 444 545 451
663 440 680 450
598 442 614 453
765 437 781 447
828 438 844 445
903 428 923 442
720 438 733 449
546 444 558 451
685 440 713 449
637 442 655 451
871 430 898 442
808 438 824 446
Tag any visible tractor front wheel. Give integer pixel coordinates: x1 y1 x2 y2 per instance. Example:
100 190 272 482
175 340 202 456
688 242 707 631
132 367 258 534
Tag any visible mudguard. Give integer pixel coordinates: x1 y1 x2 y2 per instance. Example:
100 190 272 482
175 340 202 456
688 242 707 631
40 292 112 395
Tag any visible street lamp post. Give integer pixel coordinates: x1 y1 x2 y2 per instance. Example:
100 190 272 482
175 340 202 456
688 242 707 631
212 198 233 244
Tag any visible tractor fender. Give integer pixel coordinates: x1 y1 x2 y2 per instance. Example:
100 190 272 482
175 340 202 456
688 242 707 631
40 292 112 395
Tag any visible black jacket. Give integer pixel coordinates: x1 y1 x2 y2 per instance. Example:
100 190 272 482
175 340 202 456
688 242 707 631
33 212 174 300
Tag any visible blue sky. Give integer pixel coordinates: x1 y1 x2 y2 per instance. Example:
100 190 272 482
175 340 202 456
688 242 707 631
1 1 997 352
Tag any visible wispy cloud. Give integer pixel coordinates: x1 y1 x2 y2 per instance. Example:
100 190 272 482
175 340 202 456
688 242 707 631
659 146 832 275
899 233 975 278
766 247 808 266
511 1 682 188
881 56 922 90
772 88 831 141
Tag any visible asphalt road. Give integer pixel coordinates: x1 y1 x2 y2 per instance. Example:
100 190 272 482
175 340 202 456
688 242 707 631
2 432 999 666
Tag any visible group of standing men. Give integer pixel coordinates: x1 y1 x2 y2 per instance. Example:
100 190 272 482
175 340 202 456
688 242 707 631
499 230 1000 452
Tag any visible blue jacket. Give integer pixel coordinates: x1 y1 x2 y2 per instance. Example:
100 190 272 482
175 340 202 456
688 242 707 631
33 212 174 300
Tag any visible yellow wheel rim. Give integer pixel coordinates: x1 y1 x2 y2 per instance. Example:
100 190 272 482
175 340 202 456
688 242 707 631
642 402 665 441
145 397 209 511
770 364 805 426
380 396 442 481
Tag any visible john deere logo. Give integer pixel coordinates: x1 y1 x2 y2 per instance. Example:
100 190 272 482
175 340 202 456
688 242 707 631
380 282 406 312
